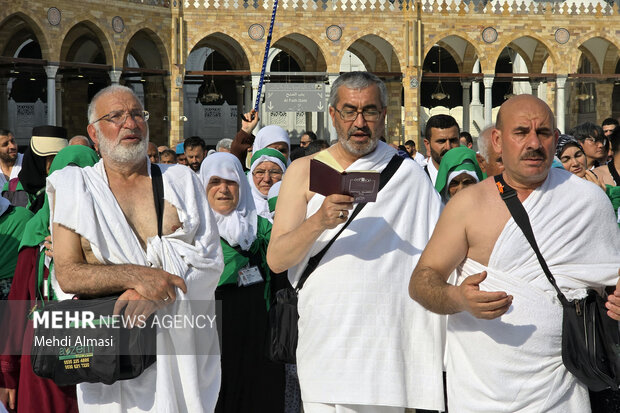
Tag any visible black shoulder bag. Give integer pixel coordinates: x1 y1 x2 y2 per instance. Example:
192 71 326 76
31 164 164 385
494 174 620 392
266 155 404 363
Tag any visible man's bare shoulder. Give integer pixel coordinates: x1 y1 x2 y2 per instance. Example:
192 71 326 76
593 164 613 185
592 164 608 176
448 177 510 265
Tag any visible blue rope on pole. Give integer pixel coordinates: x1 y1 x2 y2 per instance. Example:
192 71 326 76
254 0 280 112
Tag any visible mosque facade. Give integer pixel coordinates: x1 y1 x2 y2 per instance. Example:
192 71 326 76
1 0 619 147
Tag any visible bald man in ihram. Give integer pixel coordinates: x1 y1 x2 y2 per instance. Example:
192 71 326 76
410 95 620 411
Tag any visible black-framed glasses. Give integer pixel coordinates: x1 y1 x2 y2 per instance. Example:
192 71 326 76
91 110 150 126
333 107 382 122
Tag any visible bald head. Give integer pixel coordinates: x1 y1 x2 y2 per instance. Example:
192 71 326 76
496 95 556 132
148 142 159 164
492 94 558 187
69 135 92 148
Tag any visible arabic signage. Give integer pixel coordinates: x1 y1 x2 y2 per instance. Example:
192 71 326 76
264 83 326 112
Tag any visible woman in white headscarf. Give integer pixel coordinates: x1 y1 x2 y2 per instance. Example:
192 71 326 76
248 148 287 221
252 124 291 162
199 152 284 413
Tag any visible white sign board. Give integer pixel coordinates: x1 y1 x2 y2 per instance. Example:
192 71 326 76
265 83 326 112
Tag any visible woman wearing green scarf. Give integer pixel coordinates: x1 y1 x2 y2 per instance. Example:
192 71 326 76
199 152 285 413
435 146 485 204
0 145 98 413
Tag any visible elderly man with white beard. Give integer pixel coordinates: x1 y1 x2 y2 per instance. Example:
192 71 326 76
48 85 224 412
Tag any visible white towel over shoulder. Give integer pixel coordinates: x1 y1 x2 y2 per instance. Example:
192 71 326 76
47 159 224 413
447 168 620 413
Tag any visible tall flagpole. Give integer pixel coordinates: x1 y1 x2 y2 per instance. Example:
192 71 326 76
254 0 280 111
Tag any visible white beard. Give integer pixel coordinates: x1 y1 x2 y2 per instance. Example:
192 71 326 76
97 127 148 164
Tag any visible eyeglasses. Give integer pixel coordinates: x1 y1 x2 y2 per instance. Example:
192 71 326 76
252 169 283 179
91 110 149 126
583 136 607 146
333 107 382 122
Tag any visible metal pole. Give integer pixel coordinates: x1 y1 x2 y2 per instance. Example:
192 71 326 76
254 0 280 111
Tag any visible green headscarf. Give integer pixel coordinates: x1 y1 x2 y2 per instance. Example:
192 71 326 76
434 146 484 196
20 145 99 249
20 145 99 303
605 185 620 228
250 147 288 169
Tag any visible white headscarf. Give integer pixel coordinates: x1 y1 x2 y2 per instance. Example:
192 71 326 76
200 152 257 250
248 148 287 221
252 125 290 163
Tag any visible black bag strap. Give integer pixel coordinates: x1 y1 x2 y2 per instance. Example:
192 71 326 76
151 164 164 237
423 164 430 179
493 174 569 306
295 154 404 292
608 158 620 186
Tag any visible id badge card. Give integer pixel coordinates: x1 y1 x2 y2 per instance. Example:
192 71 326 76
238 265 263 287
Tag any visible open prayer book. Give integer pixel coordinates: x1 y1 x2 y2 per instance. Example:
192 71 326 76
309 150 380 203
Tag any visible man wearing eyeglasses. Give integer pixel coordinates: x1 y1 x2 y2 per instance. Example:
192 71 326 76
267 72 444 413
570 121 609 168
49 85 224 412
299 131 317 148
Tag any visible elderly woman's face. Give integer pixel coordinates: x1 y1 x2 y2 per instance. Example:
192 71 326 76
448 172 478 198
252 161 283 195
559 145 587 178
206 176 239 215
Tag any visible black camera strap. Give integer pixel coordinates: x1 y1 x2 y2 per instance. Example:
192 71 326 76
151 164 164 237
295 154 404 292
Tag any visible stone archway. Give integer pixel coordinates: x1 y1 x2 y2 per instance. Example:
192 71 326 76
185 33 250 146
59 21 111 138
420 35 480 137
0 13 49 143
571 36 619 128
343 34 402 142
265 33 329 142
124 29 169 145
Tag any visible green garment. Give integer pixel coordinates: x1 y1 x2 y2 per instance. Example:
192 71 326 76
17 145 99 301
250 147 287 167
219 216 273 309
435 146 485 195
605 184 620 228
0 205 34 279
1 180 35 210
20 145 99 249
268 196 278 213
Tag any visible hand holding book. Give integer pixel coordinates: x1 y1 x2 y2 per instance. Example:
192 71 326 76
309 151 380 203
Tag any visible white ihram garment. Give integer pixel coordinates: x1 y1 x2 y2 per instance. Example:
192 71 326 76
47 159 224 413
288 142 445 411
447 168 620 412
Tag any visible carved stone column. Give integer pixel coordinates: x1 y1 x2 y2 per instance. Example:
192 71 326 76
483 74 494 126
555 74 567 134
45 64 59 125
461 81 471 132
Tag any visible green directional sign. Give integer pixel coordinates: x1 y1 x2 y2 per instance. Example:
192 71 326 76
265 83 326 112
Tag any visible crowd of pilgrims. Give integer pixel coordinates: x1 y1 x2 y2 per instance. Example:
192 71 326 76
0 110 619 413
